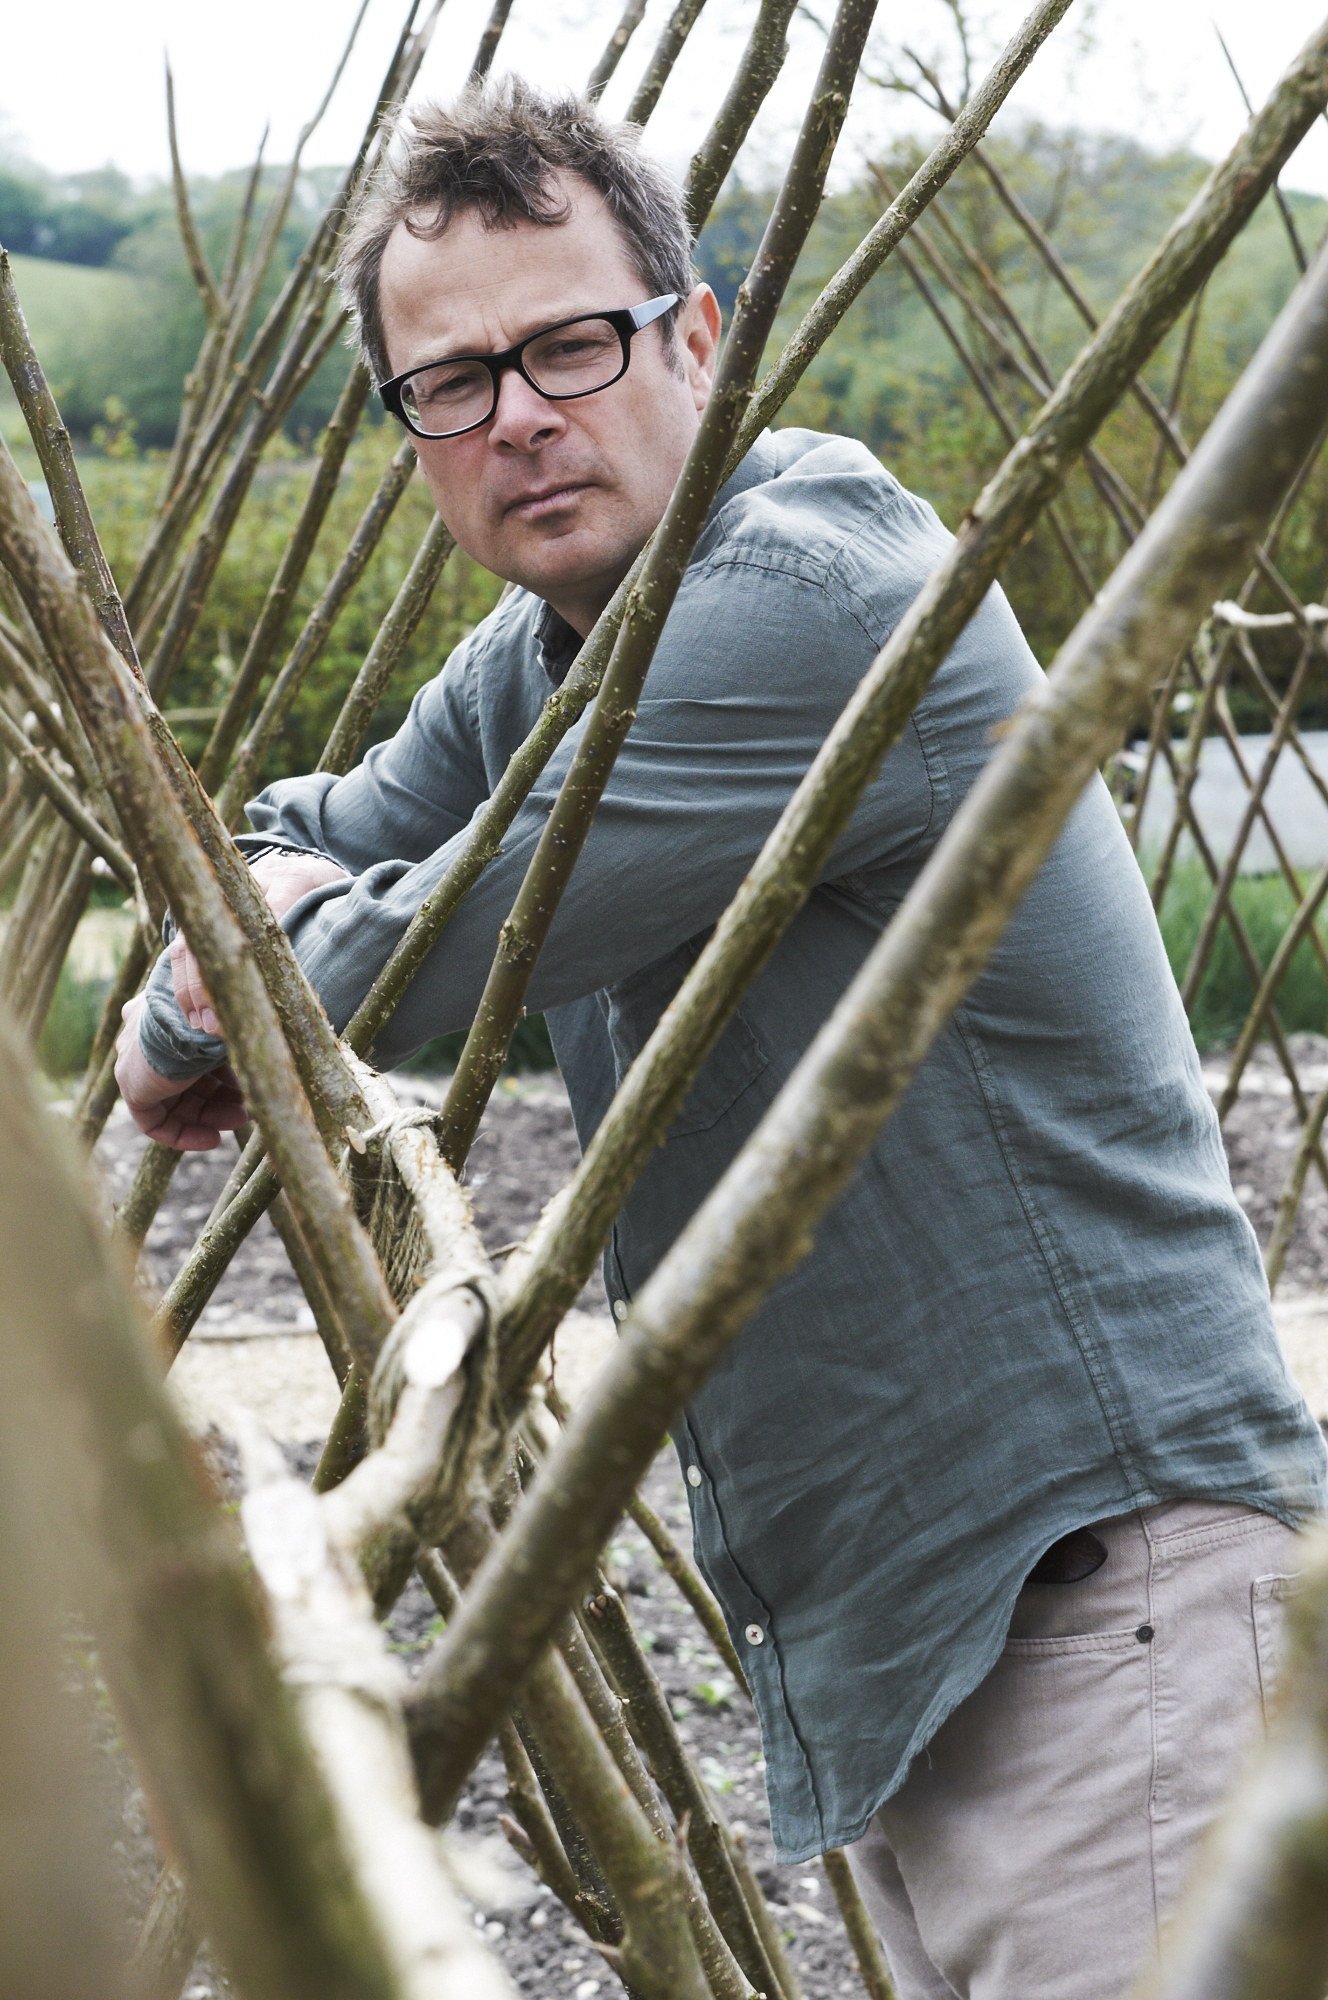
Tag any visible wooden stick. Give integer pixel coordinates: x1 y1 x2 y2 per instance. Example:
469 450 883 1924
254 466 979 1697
0 1005 407 2000
197 363 373 793
0 701 134 890
470 0 516 80
627 0 713 126
822 1849 897 2000
0 444 395 1372
587 0 649 99
165 62 223 323
683 0 798 232
217 434 419 820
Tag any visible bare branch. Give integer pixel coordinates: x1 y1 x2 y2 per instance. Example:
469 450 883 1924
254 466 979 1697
165 60 223 324
317 511 456 778
1214 21 1309 274
736 0 1076 453
684 0 800 235
627 0 713 125
0 251 141 672
0 1005 406 2000
216 434 420 820
586 0 648 99
470 0 517 81
197 363 374 793
0 446 396 1369
0 702 135 892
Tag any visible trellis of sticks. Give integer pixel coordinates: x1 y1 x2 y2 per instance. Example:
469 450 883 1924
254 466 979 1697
1 3 1328 1997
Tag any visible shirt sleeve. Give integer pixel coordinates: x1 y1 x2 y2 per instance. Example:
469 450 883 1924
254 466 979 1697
136 626 494 1082
271 549 940 1069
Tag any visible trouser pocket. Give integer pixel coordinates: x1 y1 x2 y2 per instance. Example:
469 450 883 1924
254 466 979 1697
1252 1572 1300 1725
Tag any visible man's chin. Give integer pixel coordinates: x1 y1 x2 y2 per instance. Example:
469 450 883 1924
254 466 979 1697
500 523 639 608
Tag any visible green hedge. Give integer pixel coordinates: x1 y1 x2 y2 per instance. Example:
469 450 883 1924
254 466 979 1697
1155 861 1328 1052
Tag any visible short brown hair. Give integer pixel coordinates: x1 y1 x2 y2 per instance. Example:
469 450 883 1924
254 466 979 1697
337 76 695 387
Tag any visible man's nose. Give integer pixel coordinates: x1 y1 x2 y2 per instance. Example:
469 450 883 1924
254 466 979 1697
487 366 567 452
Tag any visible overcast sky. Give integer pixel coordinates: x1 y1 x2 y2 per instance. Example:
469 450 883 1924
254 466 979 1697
5 1 1327 202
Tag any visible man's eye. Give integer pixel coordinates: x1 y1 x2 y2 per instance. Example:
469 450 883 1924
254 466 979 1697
418 373 475 403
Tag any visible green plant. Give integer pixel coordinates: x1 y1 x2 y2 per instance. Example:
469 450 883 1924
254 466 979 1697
37 967 112 1078
1154 860 1328 1051
404 1013 557 1076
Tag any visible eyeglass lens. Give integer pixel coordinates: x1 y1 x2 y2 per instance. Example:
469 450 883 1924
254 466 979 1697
400 316 626 437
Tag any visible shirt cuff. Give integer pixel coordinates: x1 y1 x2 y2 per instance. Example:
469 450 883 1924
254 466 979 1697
140 833 342 1081
137 946 228 1084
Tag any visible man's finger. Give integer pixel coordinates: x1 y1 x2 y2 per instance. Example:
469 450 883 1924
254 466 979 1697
140 1082 248 1151
170 933 219 1035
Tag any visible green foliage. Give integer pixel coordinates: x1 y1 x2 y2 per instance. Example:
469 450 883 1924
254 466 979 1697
404 1014 558 1076
0 161 358 446
696 125 1328 681
1155 862 1328 1053
65 427 506 783
37 966 111 1078
0 162 137 266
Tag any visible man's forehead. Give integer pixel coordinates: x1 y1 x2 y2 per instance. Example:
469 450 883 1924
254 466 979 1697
378 179 640 361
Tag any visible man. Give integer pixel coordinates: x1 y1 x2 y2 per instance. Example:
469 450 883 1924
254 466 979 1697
117 80 1325 1997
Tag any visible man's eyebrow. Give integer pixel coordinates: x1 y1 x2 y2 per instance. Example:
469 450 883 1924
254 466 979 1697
416 301 615 363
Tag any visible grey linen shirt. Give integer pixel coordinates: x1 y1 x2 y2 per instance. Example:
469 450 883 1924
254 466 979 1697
143 428 1327 1863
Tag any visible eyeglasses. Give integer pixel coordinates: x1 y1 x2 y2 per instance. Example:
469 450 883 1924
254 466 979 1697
378 294 680 440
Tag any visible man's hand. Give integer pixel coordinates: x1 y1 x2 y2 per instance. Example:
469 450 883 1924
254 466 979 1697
169 851 350 1033
115 994 248 1151
117 851 349 1151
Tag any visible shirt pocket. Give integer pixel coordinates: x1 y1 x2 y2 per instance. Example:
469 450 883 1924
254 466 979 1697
602 933 768 1139
1252 1572 1300 1725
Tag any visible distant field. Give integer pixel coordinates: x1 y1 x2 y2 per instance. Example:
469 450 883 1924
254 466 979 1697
0 254 138 440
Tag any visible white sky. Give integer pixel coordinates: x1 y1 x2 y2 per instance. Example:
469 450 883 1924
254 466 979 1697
5 1 1327 201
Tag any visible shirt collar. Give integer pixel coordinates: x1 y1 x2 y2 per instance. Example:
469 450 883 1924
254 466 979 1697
535 600 582 685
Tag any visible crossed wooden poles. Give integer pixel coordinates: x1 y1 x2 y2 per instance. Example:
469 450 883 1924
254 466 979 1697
2 4 1328 1997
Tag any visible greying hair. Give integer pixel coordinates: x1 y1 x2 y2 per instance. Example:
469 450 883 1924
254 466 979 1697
337 76 696 387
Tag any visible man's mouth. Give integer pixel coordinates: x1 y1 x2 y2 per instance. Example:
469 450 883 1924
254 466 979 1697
504 482 591 520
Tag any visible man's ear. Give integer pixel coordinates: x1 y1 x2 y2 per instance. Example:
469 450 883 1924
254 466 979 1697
678 283 722 411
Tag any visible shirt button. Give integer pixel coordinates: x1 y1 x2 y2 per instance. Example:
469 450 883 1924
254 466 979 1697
1136 1624 1154 1644
613 1299 628 1322
745 1623 765 1645
686 1464 703 1487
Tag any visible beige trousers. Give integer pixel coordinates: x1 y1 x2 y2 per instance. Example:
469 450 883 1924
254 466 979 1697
846 1500 1301 2000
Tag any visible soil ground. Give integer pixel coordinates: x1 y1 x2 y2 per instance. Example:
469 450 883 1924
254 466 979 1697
72 1041 1328 1998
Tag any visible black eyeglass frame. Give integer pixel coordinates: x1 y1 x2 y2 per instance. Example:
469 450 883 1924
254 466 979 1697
378 293 681 439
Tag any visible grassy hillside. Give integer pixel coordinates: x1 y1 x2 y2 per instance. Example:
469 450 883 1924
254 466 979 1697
0 255 140 442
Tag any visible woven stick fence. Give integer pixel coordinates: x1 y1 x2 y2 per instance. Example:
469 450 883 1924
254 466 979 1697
1 5 1328 1997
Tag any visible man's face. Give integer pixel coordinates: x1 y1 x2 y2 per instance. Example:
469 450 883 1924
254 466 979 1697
378 176 720 635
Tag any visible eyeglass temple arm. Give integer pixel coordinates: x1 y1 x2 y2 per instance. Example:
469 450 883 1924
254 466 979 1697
627 293 680 330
